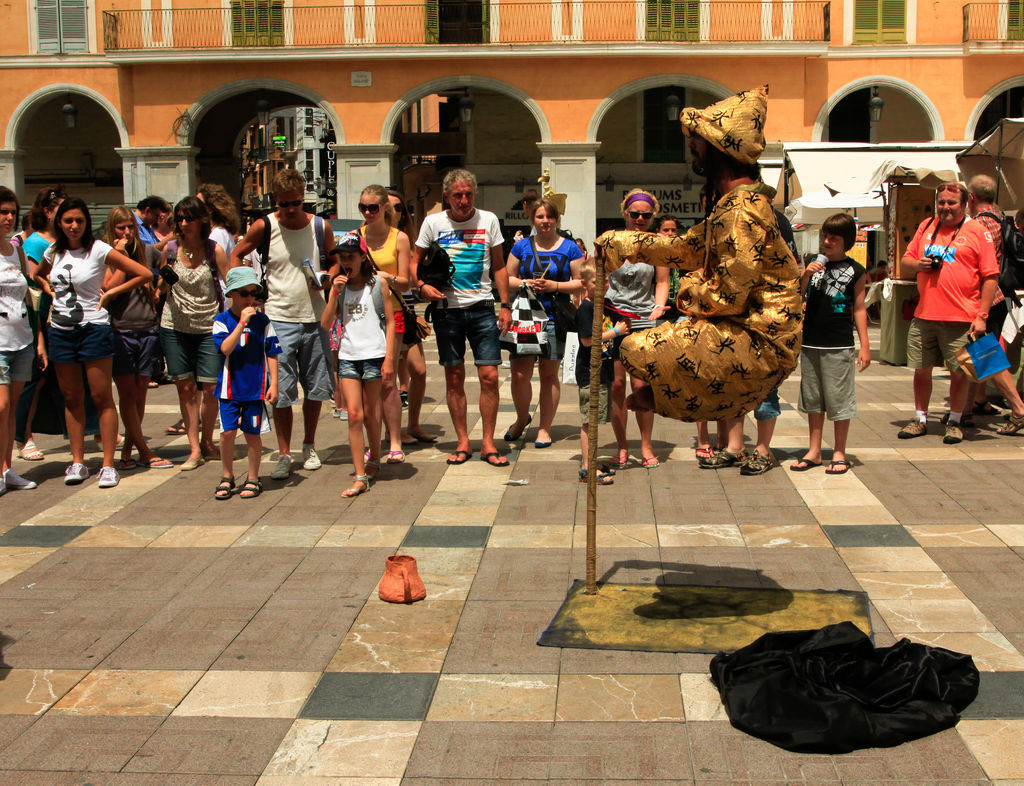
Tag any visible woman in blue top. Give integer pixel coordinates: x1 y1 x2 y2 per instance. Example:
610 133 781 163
503 199 583 448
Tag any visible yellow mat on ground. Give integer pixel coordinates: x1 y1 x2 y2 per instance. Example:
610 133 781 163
538 581 871 654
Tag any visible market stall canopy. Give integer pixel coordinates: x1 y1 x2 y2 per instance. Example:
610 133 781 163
824 157 959 197
784 188 884 225
778 145 963 204
958 118 1024 209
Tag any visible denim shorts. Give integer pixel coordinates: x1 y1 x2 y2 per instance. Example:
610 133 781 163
219 399 265 435
113 329 162 378
272 320 334 406
159 328 222 384
0 343 35 385
507 320 563 361
49 323 115 364
432 302 501 367
338 357 383 381
753 387 781 421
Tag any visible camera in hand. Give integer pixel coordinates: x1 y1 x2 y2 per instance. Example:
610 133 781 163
159 264 179 285
927 256 943 270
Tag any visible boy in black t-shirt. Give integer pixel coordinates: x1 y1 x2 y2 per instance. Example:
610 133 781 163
576 258 629 485
790 213 871 475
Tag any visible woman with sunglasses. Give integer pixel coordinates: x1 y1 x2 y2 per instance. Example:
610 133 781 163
158 197 229 470
102 206 173 470
32 197 152 488
358 185 411 462
386 188 433 444
606 189 670 469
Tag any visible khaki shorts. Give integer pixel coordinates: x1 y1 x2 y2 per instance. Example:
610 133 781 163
578 384 611 424
906 318 971 372
799 347 857 420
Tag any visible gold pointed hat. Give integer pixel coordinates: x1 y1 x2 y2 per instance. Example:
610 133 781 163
538 169 566 215
679 85 768 166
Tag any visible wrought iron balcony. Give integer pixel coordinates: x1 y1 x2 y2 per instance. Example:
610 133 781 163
963 3 1024 42
102 1 830 52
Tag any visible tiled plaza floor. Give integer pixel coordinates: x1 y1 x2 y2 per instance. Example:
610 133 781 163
1 324 1024 783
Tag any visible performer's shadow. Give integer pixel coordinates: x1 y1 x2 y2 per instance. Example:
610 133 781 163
596 559 793 621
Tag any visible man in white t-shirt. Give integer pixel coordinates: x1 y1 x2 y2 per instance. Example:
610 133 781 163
230 169 336 479
412 169 512 467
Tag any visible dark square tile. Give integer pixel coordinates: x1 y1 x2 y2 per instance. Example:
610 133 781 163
401 526 490 548
299 672 438 720
961 671 1024 718
822 525 919 548
123 716 291 775
0 526 90 548
0 715 161 772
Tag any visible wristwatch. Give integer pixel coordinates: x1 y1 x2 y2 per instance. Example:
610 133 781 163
977 312 989 320
500 302 511 310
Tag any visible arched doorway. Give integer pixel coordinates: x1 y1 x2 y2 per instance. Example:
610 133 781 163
972 82 1024 139
817 79 941 142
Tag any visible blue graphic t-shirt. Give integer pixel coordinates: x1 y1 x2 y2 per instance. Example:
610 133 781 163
416 209 504 308
510 236 583 318
212 309 282 402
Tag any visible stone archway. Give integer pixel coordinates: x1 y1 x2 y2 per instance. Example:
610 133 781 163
815 77 943 142
966 76 1024 140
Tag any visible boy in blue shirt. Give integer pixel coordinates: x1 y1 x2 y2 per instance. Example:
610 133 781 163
212 267 281 499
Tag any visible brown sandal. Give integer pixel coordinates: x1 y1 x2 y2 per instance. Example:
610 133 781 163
998 414 1024 435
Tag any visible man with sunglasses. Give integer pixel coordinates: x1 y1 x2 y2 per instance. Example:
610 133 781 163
134 196 170 246
411 168 512 467
230 169 336 479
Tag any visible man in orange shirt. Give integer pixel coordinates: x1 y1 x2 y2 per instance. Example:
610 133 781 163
898 181 998 444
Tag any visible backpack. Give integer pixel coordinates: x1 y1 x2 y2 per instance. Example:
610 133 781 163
979 210 1024 306
254 214 327 299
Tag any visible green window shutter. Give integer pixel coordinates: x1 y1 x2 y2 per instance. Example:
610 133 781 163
1009 0 1023 39
879 0 905 42
853 0 904 43
480 0 489 43
231 0 254 46
269 0 284 45
852 0 878 42
37 0 61 52
646 0 697 41
425 0 439 43
59 0 89 51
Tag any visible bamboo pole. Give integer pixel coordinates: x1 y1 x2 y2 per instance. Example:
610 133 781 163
585 247 607 594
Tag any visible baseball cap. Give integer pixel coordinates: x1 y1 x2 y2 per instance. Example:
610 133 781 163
335 232 367 254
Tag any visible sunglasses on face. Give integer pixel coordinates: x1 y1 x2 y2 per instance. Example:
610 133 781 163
628 211 653 220
235 288 261 298
175 214 196 223
277 199 303 208
357 202 381 214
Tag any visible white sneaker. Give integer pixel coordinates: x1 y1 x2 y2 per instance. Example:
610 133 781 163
270 454 293 480
3 468 38 490
333 408 348 420
0 479 6 496
302 444 322 471
97 466 120 488
64 463 89 485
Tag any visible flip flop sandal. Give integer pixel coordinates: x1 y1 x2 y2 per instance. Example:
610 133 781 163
480 452 510 467
386 450 405 464
641 456 660 468
140 456 174 469
973 401 1001 416
579 467 614 485
789 458 823 472
116 458 138 470
407 430 438 443
165 420 187 435
613 450 629 469
446 450 473 465
695 447 715 460
342 474 371 498
825 460 851 475
238 479 263 499
214 477 235 500
19 441 45 461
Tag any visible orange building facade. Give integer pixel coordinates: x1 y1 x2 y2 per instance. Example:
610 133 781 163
1 0 1022 240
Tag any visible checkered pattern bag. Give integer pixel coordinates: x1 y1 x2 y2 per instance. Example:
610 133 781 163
500 285 549 356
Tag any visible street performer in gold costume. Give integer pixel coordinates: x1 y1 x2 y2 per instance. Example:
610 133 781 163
595 85 802 431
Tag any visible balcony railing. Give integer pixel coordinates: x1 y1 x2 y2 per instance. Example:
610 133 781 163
102 2 830 52
963 3 1024 41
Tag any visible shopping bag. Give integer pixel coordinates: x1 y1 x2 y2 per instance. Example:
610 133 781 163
561 331 580 385
500 285 549 356
955 333 1010 381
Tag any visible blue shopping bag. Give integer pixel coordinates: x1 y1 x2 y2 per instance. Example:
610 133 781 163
955 333 1010 381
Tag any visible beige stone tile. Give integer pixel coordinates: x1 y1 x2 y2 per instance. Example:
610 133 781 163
903 632 1024 671
488 524 572 548
395 548 481 601
257 778 401 785
740 524 831 548
988 525 1024 547
959 720 1024 779
316 525 409 548
413 504 499 527
846 446 902 460
235 524 330 548
0 669 88 714
51 669 203 716
571 523 658 548
896 447 971 461
903 524 1004 547
807 505 898 525
657 523 744 548
172 671 319 718
66 523 169 547
837 546 941 572
799 488 879 507
679 673 727 721
426 673 557 721
0 547 56 584
263 720 419 778
148 525 249 548
967 446 1024 460
555 674 683 721
874 598 996 633
327 600 463 673
853 571 964 600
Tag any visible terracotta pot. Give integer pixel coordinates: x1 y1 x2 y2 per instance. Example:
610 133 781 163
379 554 426 603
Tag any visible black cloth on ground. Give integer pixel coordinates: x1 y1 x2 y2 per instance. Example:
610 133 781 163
709 621 979 754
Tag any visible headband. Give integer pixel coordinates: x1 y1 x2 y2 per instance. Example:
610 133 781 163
624 192 655 210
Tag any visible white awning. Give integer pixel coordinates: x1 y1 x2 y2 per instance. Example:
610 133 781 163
784 188 884 225
958 119 1024 208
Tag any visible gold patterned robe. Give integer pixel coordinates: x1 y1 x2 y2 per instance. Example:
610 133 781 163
595 183 802 422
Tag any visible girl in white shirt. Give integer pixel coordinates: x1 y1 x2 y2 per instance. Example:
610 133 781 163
33 197 152 489
320 232 395 498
